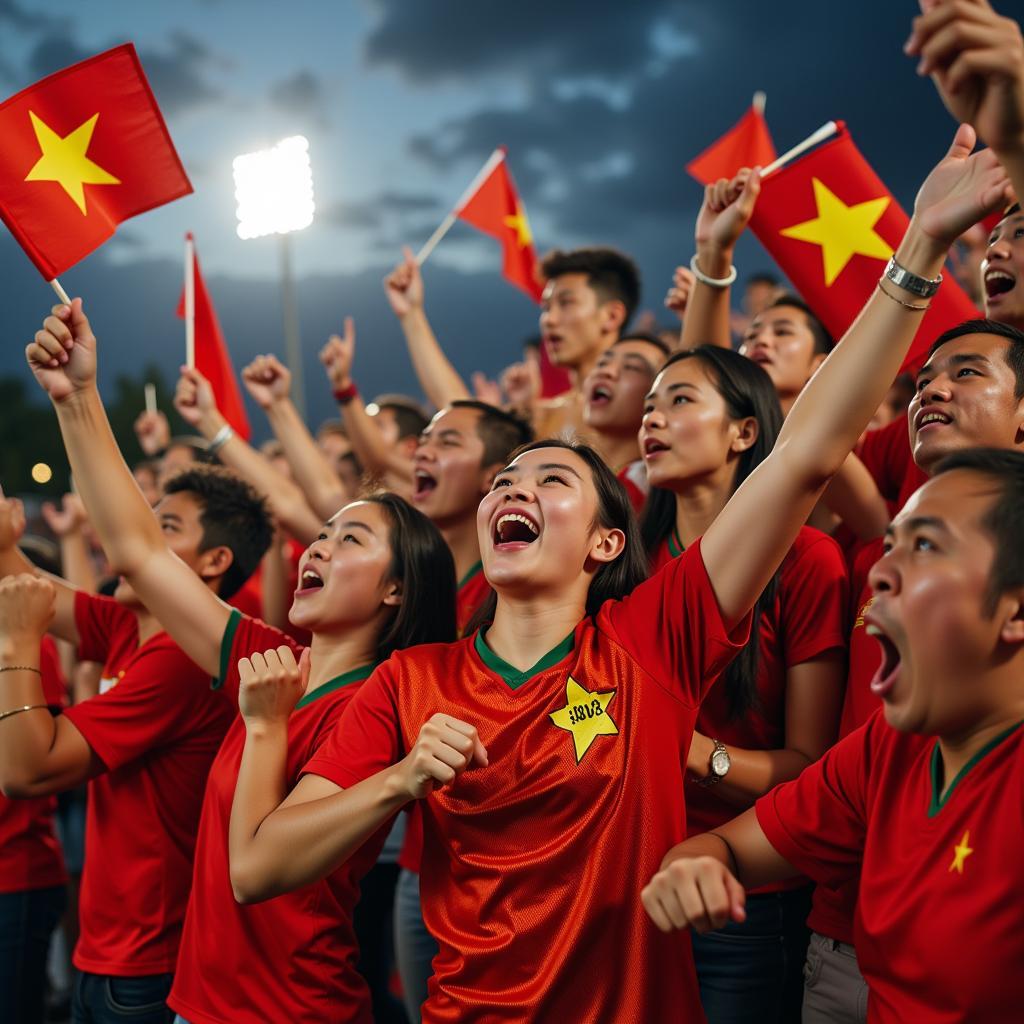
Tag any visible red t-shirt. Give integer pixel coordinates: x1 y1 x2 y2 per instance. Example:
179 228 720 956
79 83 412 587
857 417 927 511
64 591 233 976
169 612 381 1024
808 538 901 941
0 636 68 894
617 459 649 515
757 711 1024 1023
685 528 848 840
305 542 751 1024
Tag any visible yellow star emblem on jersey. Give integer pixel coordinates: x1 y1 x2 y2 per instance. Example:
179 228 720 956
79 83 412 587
24 111 121 215
503 203 533 248
549 676 618 763
949 830 974 875
779 178 892 287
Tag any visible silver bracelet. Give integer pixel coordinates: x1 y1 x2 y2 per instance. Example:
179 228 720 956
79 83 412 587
689 253 738 289
884 256 941 299
207 424 235 455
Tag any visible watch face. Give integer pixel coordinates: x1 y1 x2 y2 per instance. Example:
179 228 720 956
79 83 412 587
711 748 730 777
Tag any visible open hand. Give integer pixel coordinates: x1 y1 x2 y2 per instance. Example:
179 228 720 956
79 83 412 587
41 493 87 537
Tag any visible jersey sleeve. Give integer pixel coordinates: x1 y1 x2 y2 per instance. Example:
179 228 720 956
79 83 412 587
602 540 752 707
755 711 879 889
214 610 301 707
779 533 849 667
73 590 135 665
63 643 214 774
302 662 404 790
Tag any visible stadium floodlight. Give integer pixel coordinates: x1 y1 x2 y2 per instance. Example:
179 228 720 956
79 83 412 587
233 136 315 240
232 136 315 416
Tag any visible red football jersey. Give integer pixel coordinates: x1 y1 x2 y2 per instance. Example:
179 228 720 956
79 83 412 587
169 612 380 1024
306 542 751 1023
857 417 927 511
686 529 847 840
758 711 1024 1023
0 636 67 894
64 591 233 976
455 560 491 637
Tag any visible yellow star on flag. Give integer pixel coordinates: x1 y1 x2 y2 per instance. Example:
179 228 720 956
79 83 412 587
949 830 974 875
549 676 618 763
779 178 892 287
503 203 533 248
24 111 120 215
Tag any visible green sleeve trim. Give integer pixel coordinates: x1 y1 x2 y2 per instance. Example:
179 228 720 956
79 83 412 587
213 608 243 691
928 720 1023 817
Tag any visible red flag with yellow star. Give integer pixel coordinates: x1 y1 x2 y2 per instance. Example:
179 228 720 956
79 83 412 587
0 43 191 280
749 122 978 371
455 148 545 304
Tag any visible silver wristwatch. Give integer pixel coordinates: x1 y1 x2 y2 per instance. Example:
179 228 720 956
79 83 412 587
884 256 942 299
696 739 731 787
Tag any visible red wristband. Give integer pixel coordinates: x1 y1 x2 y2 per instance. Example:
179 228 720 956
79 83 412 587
333 383 359 404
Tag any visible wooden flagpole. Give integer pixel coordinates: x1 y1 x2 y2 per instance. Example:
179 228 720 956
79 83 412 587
184 233 195 370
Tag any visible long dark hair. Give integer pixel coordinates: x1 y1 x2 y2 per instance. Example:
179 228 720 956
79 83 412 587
640 347 784 719
365 493 457 660
468 439 649 631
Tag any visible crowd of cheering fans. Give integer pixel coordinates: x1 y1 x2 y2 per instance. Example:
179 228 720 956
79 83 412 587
2 3 1024 1022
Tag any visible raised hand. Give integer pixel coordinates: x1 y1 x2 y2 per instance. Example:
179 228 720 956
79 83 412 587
664 265 696 321
0 574 56 649
0 496 27 553
641 855 747 935
41 493 87 537
238 645 309 728
500 360 539 413
471 371 503 407
320 317 356 392
242 355 292 410
912 122 1013 246
383 247 425 318
695 167 762 256
174 366 219 431
133 410 171 456
25 299 98 403
907 0 1024 155
397 713 489 799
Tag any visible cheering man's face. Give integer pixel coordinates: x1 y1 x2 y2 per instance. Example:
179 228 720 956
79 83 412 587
982 210 1024 330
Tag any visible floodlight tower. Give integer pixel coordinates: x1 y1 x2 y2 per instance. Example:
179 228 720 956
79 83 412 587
233 136 315 419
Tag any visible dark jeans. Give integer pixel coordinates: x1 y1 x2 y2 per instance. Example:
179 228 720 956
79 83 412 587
0 885 67 1024
72 972 174 1024
692 886 812 1024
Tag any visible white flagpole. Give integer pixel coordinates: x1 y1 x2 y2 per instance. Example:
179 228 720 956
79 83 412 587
184 233 196 370
752 91 767 115
416 147 507 265
144 383 157 415
49 279 71 305
761 121 839 178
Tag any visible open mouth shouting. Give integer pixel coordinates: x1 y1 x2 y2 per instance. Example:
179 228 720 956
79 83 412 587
642 436 670 460
492 508 540 550
865 616 902 699
413 469 438 501
589 382 613 407
984 268 1016 303
295 563 326 597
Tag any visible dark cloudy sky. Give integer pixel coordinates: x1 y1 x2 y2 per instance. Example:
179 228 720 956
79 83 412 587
0 0 964 438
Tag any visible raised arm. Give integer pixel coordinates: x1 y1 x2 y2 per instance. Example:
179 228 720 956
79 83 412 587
385 247 471 409
679 168 762 351
702 125 1012 627
41 493 98 593
0 575 101 799
24 301 230 676
175 366 323 545
908 0 1024 203
0 496 80 646
320 322 414 484
241 354 350 521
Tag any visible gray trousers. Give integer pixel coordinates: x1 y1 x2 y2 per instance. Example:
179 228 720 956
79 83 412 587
802 931 869 1024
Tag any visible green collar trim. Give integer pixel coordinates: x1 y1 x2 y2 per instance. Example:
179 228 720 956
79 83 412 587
474 628 575 690
295 663 376 710
213 608 243 691
928 720 1024 817
458 560 484 591
667 527 684 559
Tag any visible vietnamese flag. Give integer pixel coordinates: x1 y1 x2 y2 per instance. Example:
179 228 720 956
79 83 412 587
176 237 251 441
748 122 979 372
0 44 191 281
687 102 777 185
